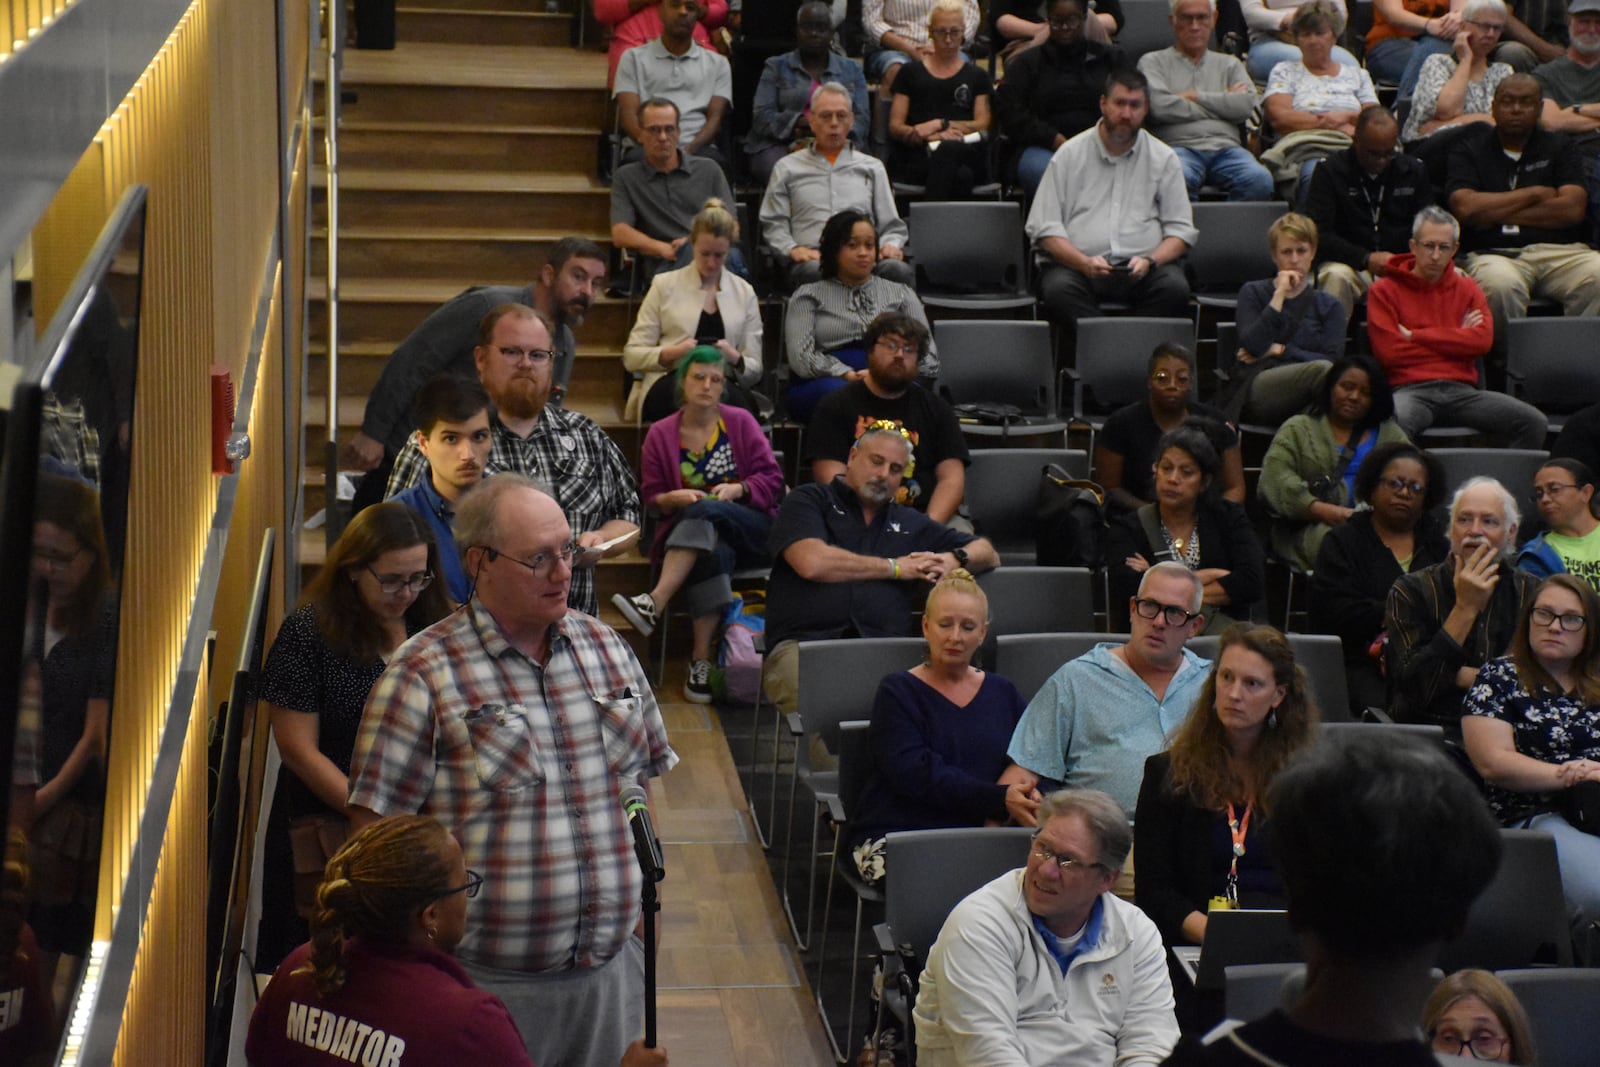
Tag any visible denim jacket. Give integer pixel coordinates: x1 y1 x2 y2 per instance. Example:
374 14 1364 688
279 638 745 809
744 50 871 156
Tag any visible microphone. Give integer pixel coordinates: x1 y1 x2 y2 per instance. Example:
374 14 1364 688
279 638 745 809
620 783 665 883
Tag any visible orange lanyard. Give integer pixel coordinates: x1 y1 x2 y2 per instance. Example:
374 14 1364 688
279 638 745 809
1226 802 1252 906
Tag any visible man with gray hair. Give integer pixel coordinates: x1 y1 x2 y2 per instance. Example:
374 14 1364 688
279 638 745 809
912 788 1180 1066
1386 475 1539 730
761 423 997 715
759 81 914 287
1366 204 1546 448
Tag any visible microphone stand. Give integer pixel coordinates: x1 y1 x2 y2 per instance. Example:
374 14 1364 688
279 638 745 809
625 793 666 1048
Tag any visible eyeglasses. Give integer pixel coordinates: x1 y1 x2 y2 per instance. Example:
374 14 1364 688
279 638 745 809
33 545 87 570
1151 371 1192 387
874 338 919 356
1133 597 1201 627
1414 240 1457 254
1533 482 1580 501
1429 1032 1507 1060
1174 12 1213 23
1464 19 1505 32
642 123 679 137
434 870 484 902
483 541 580 576
1048 15 1084 29
1030 836 1107 873
1531 606 1587 632
493 346 554 365
365 566 434 594
929 26 964 37
1378 476 1426 496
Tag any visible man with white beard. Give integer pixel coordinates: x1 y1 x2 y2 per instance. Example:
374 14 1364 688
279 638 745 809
1532 0 1600 140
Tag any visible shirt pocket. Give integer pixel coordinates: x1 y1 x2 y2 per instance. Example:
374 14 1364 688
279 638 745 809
463 704 546 791
597 694 649 779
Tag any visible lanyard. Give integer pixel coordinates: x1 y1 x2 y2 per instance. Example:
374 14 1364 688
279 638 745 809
1226 802 1252 906
1356 178 1385 242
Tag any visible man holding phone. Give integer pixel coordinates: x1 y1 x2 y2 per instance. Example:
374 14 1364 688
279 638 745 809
1027 68 1197 357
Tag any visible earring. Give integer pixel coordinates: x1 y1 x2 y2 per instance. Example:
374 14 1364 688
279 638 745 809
425 926 437 941
1267 707 1279 729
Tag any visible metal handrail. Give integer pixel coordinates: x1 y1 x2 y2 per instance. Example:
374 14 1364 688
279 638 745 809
322 0 343 550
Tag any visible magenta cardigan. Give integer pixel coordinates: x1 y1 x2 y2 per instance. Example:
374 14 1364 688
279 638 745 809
639 404 786 562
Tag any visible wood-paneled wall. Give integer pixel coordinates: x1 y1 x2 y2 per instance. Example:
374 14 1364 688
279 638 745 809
2 0 72 59
26 0 309 1059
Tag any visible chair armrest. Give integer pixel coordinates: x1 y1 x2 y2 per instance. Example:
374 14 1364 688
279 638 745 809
1361 706 1394 724
873 922 897 955
825 794 847 824
786 711 803 736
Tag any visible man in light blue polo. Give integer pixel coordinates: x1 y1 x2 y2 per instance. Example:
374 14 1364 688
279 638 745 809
1004 561 1210 855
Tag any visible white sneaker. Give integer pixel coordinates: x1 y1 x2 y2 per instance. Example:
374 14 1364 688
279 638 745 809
612 592 657 636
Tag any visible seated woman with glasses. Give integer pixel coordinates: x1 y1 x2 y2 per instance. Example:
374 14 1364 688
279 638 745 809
1421 969 1535 1064
1135 625 1317 953
886 0 994 200
253 503 452 975
1095 343 1245 516
1518 458 1600 593
1309 442 1447 714
1462 573 1600 931
1399 0 1513 147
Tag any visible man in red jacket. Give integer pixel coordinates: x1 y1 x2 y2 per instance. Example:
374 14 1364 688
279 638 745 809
1366 205 1547 448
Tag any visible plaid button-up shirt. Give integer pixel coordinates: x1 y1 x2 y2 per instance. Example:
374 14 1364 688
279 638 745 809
385 406 641 616
349 600 678 974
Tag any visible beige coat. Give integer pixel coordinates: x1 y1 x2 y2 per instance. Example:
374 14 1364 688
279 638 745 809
622 262 762 421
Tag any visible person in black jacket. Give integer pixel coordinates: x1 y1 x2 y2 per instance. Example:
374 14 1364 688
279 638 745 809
1310 442 1448 714
1303 107 1435 321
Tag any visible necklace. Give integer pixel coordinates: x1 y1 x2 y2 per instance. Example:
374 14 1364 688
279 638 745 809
1162 520 1201 568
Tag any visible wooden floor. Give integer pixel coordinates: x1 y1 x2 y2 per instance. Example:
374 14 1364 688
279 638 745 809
648 666 837 1066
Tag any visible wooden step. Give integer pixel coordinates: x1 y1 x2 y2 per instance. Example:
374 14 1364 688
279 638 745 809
314 169 610 233
308 277 634 347
315 120 597 172
312 227 611 282
413 0 566 11
309 344 629 415
396 7 572 48
303 389 631 436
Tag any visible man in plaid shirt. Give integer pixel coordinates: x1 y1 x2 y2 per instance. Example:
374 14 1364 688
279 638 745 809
349 474 678 1066
384 304 641 617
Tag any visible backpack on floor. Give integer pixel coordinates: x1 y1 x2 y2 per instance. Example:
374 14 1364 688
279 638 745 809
715 594 765 706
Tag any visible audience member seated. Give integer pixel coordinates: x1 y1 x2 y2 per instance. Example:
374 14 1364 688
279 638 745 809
806 312 968 522
782 210 935 423
610 99 741 290
912 790 1181 1066
1311 442 1449 713
1367 205 1547 448
1422 970 1537 1064
846 571 1033 885
1239 0 1358 82
1386 475 1539 729
1006 563 1210 838
384 304 643 617
1554 403 1600 477
1108 425 1266 633
863 0 980 93
1140 0 1275 203
1259 2 1379 195
1446 74 1600 340
614 0 733 166
389 378 492 605
1260 354 1409 570
886 0 994 199
622 198 762 424
1368 0 1461 99
596 0 726 86
990 0 1121 61
1135 625 1316 951
253 504 451 974
612 347 784 703
744 3 871 187
1096 344 1246 515
995 0 1126 196
1028 69 1196 341
1399 0 1515 146
760 425 997 718
1225 213 1346 425
1519 459 1600 591
1161 731 1502 1066
759 82 914 289
1532 0 1600 148
1463 573 1600 931
1303 107 1436 321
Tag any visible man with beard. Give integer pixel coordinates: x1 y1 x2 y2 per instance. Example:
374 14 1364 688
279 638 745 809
342 237 608 483
805 312 969 523
761 424 997 716
385 305 640 617
1533 0 1600 143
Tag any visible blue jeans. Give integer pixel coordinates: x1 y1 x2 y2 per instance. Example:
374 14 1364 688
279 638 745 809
1528 813 1600 934
665 498 774 617
1246 39 1357 82
1366 34 1452 98
1174 145 1276 201
1017 145 1057 197
786 344 868 423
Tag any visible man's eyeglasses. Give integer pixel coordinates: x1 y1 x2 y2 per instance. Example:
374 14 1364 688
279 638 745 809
1414 240 1456 254
1378 476 1426 496
1531 606 1587 632
1133 598 1201 627
434 870 484 902
1533 482 1579 501
1463 19 1504 32
1429 1032 1506 1060
494 346 554 365
1030 836 1107 873
365 566 434 594
874 338 919 356
642 123 679 138
483 541 580 576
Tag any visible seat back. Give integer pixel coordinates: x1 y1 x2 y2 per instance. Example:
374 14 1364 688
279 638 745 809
883 827 1035 961
976 568 1097 670
936 320 1056 416
909 201 1028 296
964 448 1090 563
836 719 874 823
1116 0 1184 60
1224 962 1305 1022
1506 317 1600 416
1188 202 1287 297
1438 829 1574 970
1320 721 1446 745
1073 318 1195 418
1286 633 1353 723
1431 448 1550 520
1493 968 1600 1067
796 638 925 766
994 632 1119 703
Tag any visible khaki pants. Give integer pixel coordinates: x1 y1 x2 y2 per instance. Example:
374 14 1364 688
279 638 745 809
1464 245 1600 342
1316 262 1374 323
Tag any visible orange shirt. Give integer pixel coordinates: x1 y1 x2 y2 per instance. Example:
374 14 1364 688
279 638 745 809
1367 0 1451 50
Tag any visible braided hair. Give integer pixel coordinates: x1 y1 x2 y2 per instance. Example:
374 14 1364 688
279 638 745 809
295 815 457 998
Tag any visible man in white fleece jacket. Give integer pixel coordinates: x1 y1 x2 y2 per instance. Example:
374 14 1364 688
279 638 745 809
913 789 1180 1067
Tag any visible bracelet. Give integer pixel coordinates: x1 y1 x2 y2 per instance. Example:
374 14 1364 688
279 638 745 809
888 557 901 579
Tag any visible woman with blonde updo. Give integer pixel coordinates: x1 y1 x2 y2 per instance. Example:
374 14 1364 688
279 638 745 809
845 570 1036 884
623 197 762 424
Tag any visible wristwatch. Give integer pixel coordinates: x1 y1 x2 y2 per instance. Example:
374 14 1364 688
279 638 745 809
951 546 970 570
1571 103 1587 116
